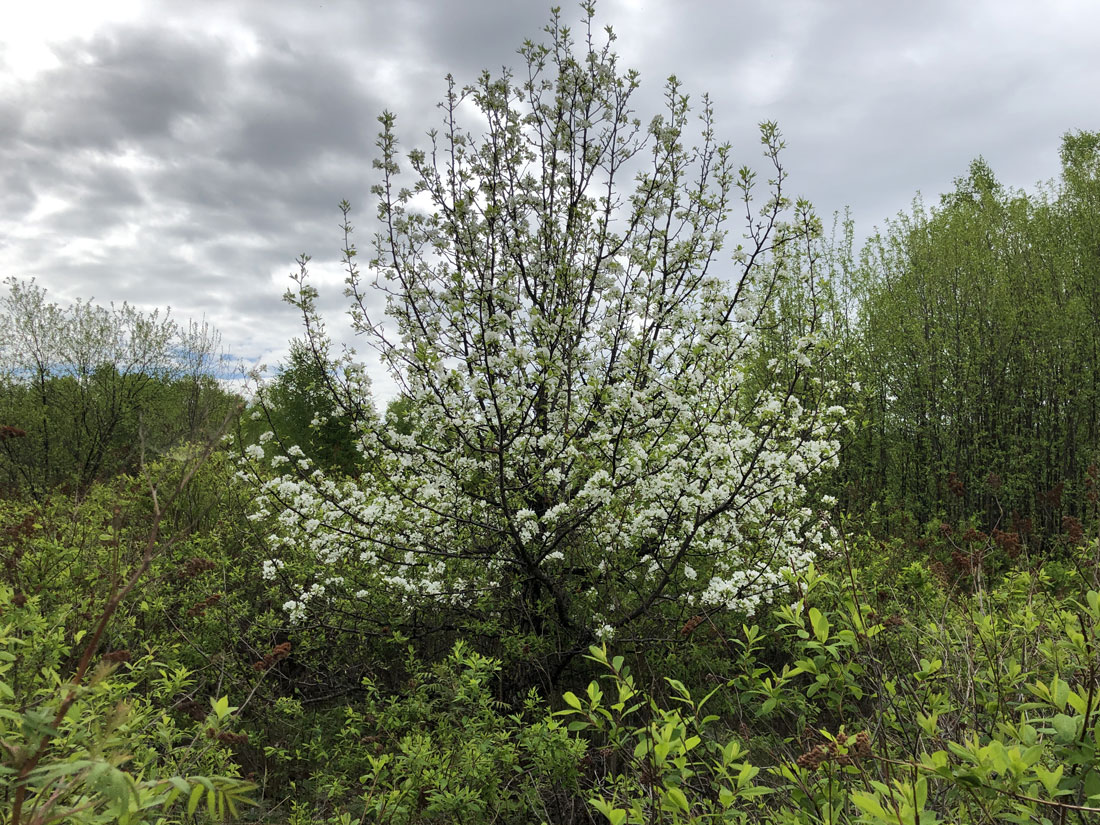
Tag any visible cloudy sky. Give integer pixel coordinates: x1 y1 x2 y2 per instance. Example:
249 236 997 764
2 0 1098 398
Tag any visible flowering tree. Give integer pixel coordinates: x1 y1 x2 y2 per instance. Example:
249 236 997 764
245 4 844 667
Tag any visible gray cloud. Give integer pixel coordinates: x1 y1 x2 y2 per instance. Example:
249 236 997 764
20 28 226 153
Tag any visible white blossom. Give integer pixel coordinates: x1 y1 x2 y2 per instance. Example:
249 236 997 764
261 559 285 580
283 599 306 623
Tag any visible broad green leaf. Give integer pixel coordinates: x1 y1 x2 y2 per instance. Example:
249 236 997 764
1051 714 1078 744
1035 764 1064 796
665 786 689 812
809 608 831 642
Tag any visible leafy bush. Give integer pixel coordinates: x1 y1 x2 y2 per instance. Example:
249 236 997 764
255 642 584 825
561 545 1100 823
0 419 256 824
0 581 252 824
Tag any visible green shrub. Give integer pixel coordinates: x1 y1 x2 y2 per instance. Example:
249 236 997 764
258 641 585 825
0 584 253 825
561 554 1100 824
0 428 255 824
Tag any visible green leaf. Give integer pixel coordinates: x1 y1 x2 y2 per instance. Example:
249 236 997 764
1051 714 1078 744
1051 677 1070 711
666 678 690 699
809 607 831 642
587 681 603 706
1020 744 1044 767
849 790 889 820
187 783 203 816
915 776 928 811
665 786 690 812
1035 764 1064 796
590 796 628 825
210 695 236 720
737 786 772 798
1083 768 1100 801
1067 688 1088 715
1019 723 1038 746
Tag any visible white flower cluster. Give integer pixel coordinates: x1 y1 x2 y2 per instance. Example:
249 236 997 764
246 281 845 631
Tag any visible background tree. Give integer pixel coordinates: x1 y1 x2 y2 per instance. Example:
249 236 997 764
0 278 236 498
840 134 1100 535
244 339 365 477
248 3 844 681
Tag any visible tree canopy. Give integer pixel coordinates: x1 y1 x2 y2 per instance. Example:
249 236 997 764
839 133 1100 534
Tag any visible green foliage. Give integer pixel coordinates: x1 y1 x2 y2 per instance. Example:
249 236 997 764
0 584 254 824
559 538 1100 824
0 278 237 499
560 645 770 824
244 339 365 476
0 396 258 824
841 135 1100 529
253 642 584 825
0 449 274 684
